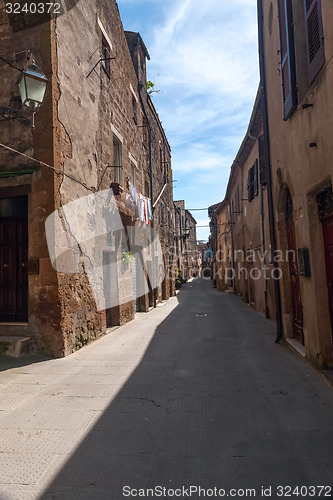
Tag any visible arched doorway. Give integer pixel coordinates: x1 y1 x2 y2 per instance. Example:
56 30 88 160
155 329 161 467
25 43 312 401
286 190 304 344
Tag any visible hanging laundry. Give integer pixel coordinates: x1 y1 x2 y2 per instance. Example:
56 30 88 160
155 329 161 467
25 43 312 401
147 198 153 222
128 182 140 219
138 193 146 227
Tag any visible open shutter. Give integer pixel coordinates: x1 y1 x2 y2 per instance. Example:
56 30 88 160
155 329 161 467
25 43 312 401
253 160 259 198
277 0 297 120
304 0 325 83
248 168 252 202
258 135 267 186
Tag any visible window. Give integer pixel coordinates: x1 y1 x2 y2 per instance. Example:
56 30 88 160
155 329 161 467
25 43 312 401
142 117 149 147
160 202 164 225
130 161 136 186
247 160 259 202
277 0 297 119
113 136 122 184
304 0 325 83
159 147 163 171
258 135 267 186
102 34 111 77
132 95 137 124
237 186 240 216
145 180 150 197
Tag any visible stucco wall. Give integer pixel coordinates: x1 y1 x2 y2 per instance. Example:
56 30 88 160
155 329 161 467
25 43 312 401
263 0 333 367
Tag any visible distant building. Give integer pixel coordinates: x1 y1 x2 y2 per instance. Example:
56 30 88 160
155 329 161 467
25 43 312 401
174 201 198 279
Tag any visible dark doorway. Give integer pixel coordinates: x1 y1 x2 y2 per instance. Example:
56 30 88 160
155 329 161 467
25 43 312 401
132 254 141 313
102 251 116 328
322 214 333 342
0 196 28 322
286 191 304 344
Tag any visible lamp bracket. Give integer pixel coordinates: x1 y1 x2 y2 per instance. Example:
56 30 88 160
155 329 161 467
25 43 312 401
0 105 30 125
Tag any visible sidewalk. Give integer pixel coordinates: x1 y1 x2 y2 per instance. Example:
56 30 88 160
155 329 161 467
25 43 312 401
0 278 332 499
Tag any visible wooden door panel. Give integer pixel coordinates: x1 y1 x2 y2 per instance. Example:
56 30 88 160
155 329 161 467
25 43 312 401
0 216 28 322
286 216 304 343
16 218 28 321
0 219 17 321
322 215 333 340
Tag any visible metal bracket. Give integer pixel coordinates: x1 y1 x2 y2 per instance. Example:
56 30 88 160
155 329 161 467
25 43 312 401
86 57 116 78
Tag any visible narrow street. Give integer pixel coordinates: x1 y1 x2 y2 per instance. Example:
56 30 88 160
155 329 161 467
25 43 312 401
1 279 333 500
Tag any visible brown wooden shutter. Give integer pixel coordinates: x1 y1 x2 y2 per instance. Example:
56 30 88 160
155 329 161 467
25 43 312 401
248 168 252 202
304 0 325 83
254 160 259 198
258 135 267 186
277 0 297 120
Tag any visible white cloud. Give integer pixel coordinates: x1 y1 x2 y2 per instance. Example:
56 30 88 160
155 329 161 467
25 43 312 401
118 0 259 242
147 0 259 166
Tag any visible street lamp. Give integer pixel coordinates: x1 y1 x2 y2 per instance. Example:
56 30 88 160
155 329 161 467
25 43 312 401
174 227 190 241
0 57 48 127
18 63 48 127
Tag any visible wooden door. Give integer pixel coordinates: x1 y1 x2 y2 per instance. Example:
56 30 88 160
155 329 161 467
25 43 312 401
0 217 28 322
322 214 333 340
286 195 304 344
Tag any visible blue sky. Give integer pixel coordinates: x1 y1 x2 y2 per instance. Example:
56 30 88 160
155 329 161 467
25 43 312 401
117 0 259 241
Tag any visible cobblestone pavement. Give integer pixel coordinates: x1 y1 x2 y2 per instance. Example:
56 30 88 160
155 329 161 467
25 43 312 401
0 278 333 499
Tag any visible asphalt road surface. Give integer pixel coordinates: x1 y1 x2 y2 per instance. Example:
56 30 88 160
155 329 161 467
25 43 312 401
0 278 333 499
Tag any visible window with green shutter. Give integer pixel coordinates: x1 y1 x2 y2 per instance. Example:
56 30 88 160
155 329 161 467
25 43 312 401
277 0 297 120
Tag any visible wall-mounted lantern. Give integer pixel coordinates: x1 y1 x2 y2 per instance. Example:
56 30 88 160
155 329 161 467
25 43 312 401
18 64 48 112
174 227 190 241
18 64 48 127
0 58 48 128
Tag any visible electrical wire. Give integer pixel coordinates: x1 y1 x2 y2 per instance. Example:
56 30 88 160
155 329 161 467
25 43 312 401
0 142 94 192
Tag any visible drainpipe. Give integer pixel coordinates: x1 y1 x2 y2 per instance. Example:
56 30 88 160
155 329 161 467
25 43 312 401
257 0 283 342
260 183 268 317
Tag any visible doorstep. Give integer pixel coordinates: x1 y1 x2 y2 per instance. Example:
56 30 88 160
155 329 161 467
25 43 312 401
285 338 306 358
0 336 31 358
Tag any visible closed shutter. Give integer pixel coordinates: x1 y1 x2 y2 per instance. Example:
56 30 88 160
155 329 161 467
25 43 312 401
258 135 267 186
277 0 297 120
304 0 325 83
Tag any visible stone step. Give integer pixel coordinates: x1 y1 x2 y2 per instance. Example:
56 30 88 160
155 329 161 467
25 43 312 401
0 336 31 358
0 324 29 337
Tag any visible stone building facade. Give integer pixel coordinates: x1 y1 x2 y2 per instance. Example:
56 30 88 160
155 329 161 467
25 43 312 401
0 0 174 357
174 200 198 280
185 209 199 278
